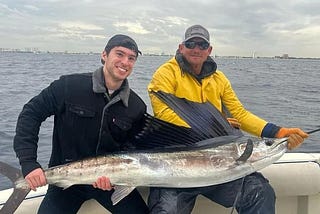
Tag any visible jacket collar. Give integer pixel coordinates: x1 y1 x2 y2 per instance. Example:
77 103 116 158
175 50 217 82
92 67 130 107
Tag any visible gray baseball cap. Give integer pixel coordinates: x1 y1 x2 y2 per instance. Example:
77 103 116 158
183 25 210 43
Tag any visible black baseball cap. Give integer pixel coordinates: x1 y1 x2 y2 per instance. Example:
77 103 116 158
104 34 142 56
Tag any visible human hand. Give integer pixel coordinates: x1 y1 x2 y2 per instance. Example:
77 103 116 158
25 168 47 191
227 118 241 129
92 176 113 191
276 128 309 150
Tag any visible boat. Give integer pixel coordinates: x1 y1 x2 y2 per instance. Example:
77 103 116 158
1 152 319 214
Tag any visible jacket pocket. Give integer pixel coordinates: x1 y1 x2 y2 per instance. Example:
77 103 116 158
112 117 132 131
61 103 98 160
67 103 96 117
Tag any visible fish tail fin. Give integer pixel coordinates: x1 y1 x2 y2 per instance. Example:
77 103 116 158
0 161 30 214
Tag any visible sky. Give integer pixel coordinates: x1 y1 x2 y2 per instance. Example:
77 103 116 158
0 0 319 58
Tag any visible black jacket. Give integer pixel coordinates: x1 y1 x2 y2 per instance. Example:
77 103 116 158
13 67 146 177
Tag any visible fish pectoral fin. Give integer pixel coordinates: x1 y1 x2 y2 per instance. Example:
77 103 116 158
111 186 136 205
54 181 74 190
236 138 254 163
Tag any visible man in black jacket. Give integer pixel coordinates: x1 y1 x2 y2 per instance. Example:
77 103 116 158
13 34 149 214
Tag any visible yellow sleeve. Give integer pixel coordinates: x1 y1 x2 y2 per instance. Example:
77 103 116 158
219 72 267 136
147 59 189 127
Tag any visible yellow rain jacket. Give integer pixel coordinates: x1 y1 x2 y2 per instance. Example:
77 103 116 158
148 56 268 137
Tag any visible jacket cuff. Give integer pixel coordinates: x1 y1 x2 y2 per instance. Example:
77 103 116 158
261 123 281 138
20 161 42 177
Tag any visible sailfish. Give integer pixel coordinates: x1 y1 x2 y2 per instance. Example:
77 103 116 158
0 91 291 214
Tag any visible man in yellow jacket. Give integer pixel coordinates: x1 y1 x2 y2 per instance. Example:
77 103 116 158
147 25 308 214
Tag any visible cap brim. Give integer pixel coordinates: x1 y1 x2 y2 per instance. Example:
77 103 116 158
184 35 209 43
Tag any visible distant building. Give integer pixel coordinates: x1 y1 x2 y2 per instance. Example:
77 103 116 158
275 54 289 59
0 47 40 53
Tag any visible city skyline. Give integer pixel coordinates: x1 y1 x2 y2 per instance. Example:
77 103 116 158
1 0 319 58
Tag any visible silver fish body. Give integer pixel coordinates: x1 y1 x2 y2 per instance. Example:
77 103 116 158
15 136 287 190
1 136 287 213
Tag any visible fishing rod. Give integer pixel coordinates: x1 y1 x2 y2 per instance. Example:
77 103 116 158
307 127 320 134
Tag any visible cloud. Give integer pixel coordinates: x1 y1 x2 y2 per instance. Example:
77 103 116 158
59 22 104 31
0 0 319 57
24 5 40 11
114 22 150 34
162 16 188 26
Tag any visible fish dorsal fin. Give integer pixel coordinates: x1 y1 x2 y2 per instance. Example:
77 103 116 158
133 113 203 150
195 135 241 149
132 91 243 151
152 91 243 138
111 186 136 205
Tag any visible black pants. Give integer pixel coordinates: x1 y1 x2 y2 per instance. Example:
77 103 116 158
38 185 149 214
148 172 275 214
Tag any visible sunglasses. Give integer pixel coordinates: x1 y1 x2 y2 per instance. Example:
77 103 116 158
183 41 210 50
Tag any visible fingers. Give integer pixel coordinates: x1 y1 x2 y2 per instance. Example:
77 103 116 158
227 118 241 129
276 128 309 138
287 134 304 150
292 128 309 138
25 168 47 191
92 176 113 191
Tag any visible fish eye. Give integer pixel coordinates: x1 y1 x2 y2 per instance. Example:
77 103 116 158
265 139 273 146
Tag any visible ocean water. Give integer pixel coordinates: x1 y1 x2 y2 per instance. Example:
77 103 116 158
0 52 319 190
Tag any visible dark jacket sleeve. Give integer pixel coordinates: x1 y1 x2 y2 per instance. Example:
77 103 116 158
13 77 65 177
261 123 281 138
